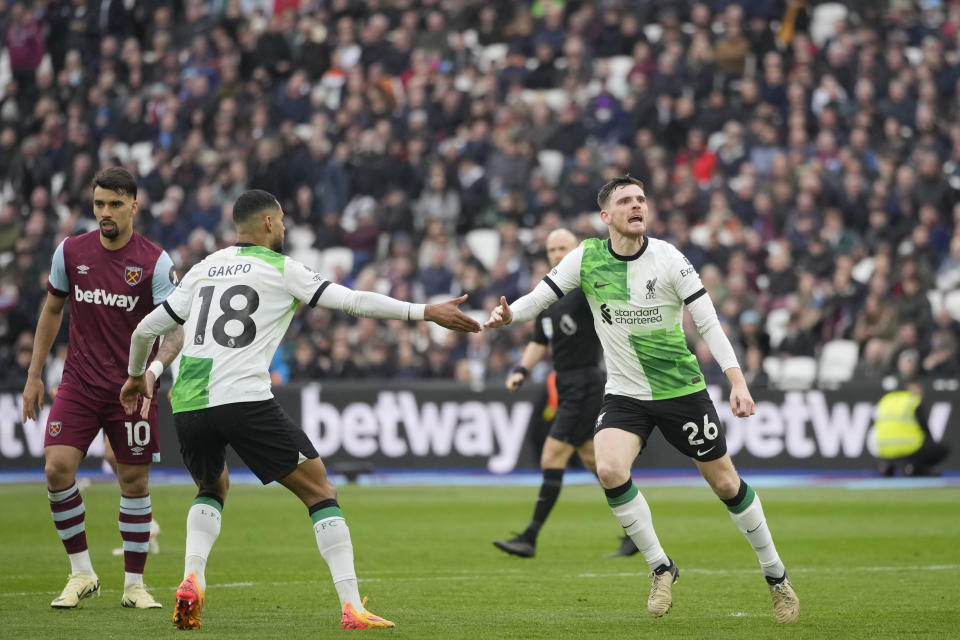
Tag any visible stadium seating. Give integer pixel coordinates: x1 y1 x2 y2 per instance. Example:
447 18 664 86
817 339 859 388
464 228 501 272
320 247 354 280
810 3 848 47
536 150 564 187
778 356 818 391
763 356 783 387
765 308 791 350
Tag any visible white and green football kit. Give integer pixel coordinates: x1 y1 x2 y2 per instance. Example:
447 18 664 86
128 243 425 412
512 236 739 402
512 235 794 609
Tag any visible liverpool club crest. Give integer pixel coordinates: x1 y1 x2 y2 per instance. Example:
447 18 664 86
124 266 143 286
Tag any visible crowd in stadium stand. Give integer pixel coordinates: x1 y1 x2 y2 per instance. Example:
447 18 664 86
2 0 960 393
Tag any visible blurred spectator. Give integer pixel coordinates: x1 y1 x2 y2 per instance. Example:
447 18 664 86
1 0 959 390
853 293 900 348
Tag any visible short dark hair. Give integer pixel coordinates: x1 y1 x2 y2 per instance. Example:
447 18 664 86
597 175 644 209
91 167 138 198
233 189 280 227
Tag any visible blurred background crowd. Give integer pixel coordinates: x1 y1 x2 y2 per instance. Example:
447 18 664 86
2 0 960 393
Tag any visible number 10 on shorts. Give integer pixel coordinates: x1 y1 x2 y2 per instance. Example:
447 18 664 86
124 420 151 446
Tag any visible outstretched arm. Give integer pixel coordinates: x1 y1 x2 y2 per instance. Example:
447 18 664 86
317 282 480 332
485 280 560 328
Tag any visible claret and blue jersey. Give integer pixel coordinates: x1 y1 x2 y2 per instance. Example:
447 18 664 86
47 230 176 394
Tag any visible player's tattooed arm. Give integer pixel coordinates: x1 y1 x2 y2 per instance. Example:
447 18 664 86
155 325 184 369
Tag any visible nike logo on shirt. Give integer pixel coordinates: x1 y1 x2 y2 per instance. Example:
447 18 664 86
594 282 609 288
696 446 716 457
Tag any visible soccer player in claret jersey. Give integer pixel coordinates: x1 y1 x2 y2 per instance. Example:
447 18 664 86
21 167 184 610
121 189 480 631
485 176 799 623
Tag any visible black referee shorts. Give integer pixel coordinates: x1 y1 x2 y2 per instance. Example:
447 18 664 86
550 368 605 446
173 398 320 485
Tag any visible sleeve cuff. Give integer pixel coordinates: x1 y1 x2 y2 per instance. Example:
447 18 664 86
408 303 425 321
46 281 68 297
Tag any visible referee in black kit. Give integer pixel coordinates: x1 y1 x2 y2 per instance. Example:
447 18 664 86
493 229 638 558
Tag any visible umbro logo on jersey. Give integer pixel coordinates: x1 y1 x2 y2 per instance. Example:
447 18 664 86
76 265 90 274
600 304 613 325
594 282 610 289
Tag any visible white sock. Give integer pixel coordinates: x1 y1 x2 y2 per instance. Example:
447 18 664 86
312 504 362 613
67 550 95 577
124 572 143 588
184 499 222 591
608 483 669 571
727 487 785 579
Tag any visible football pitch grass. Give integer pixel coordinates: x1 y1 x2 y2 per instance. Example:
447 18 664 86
2 481 958 639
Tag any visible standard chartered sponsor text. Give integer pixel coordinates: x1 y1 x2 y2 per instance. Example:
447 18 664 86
612 307 662 325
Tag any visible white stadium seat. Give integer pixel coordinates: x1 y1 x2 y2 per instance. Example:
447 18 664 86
130 142 155 175
778 356 818 391
817 339 859 388
320 247 354 279
464 228 500 272
479 43 508 72
537 149 564 187
810 2 848 47
763 356 783 386
765 308 791 350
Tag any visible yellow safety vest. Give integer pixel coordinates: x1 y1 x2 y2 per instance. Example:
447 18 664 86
873 391 925 459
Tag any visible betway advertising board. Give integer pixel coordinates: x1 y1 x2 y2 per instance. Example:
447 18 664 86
1 383 956 472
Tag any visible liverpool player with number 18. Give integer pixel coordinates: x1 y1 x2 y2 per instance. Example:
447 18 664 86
21 167 184 610
122 189 480 630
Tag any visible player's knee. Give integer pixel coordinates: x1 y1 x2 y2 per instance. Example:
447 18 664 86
595 460 629 489
320 479 338 501
120 475 150 497
708 474 740 500
44 459 75 489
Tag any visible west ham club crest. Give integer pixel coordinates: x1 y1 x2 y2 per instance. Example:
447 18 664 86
124 266 143 286
48 421 62 437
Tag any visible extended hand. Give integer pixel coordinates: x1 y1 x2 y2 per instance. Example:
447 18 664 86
484 296 513 329
119 371 157 419
729 384 755 418
424 294 481 332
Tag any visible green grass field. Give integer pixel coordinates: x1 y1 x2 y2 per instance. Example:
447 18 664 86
2 481 958 639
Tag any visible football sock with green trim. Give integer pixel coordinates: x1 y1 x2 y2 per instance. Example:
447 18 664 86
724 480 785 579
184 495 223 591
522 468 565 542
310 499 362 613
605 479 668 571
